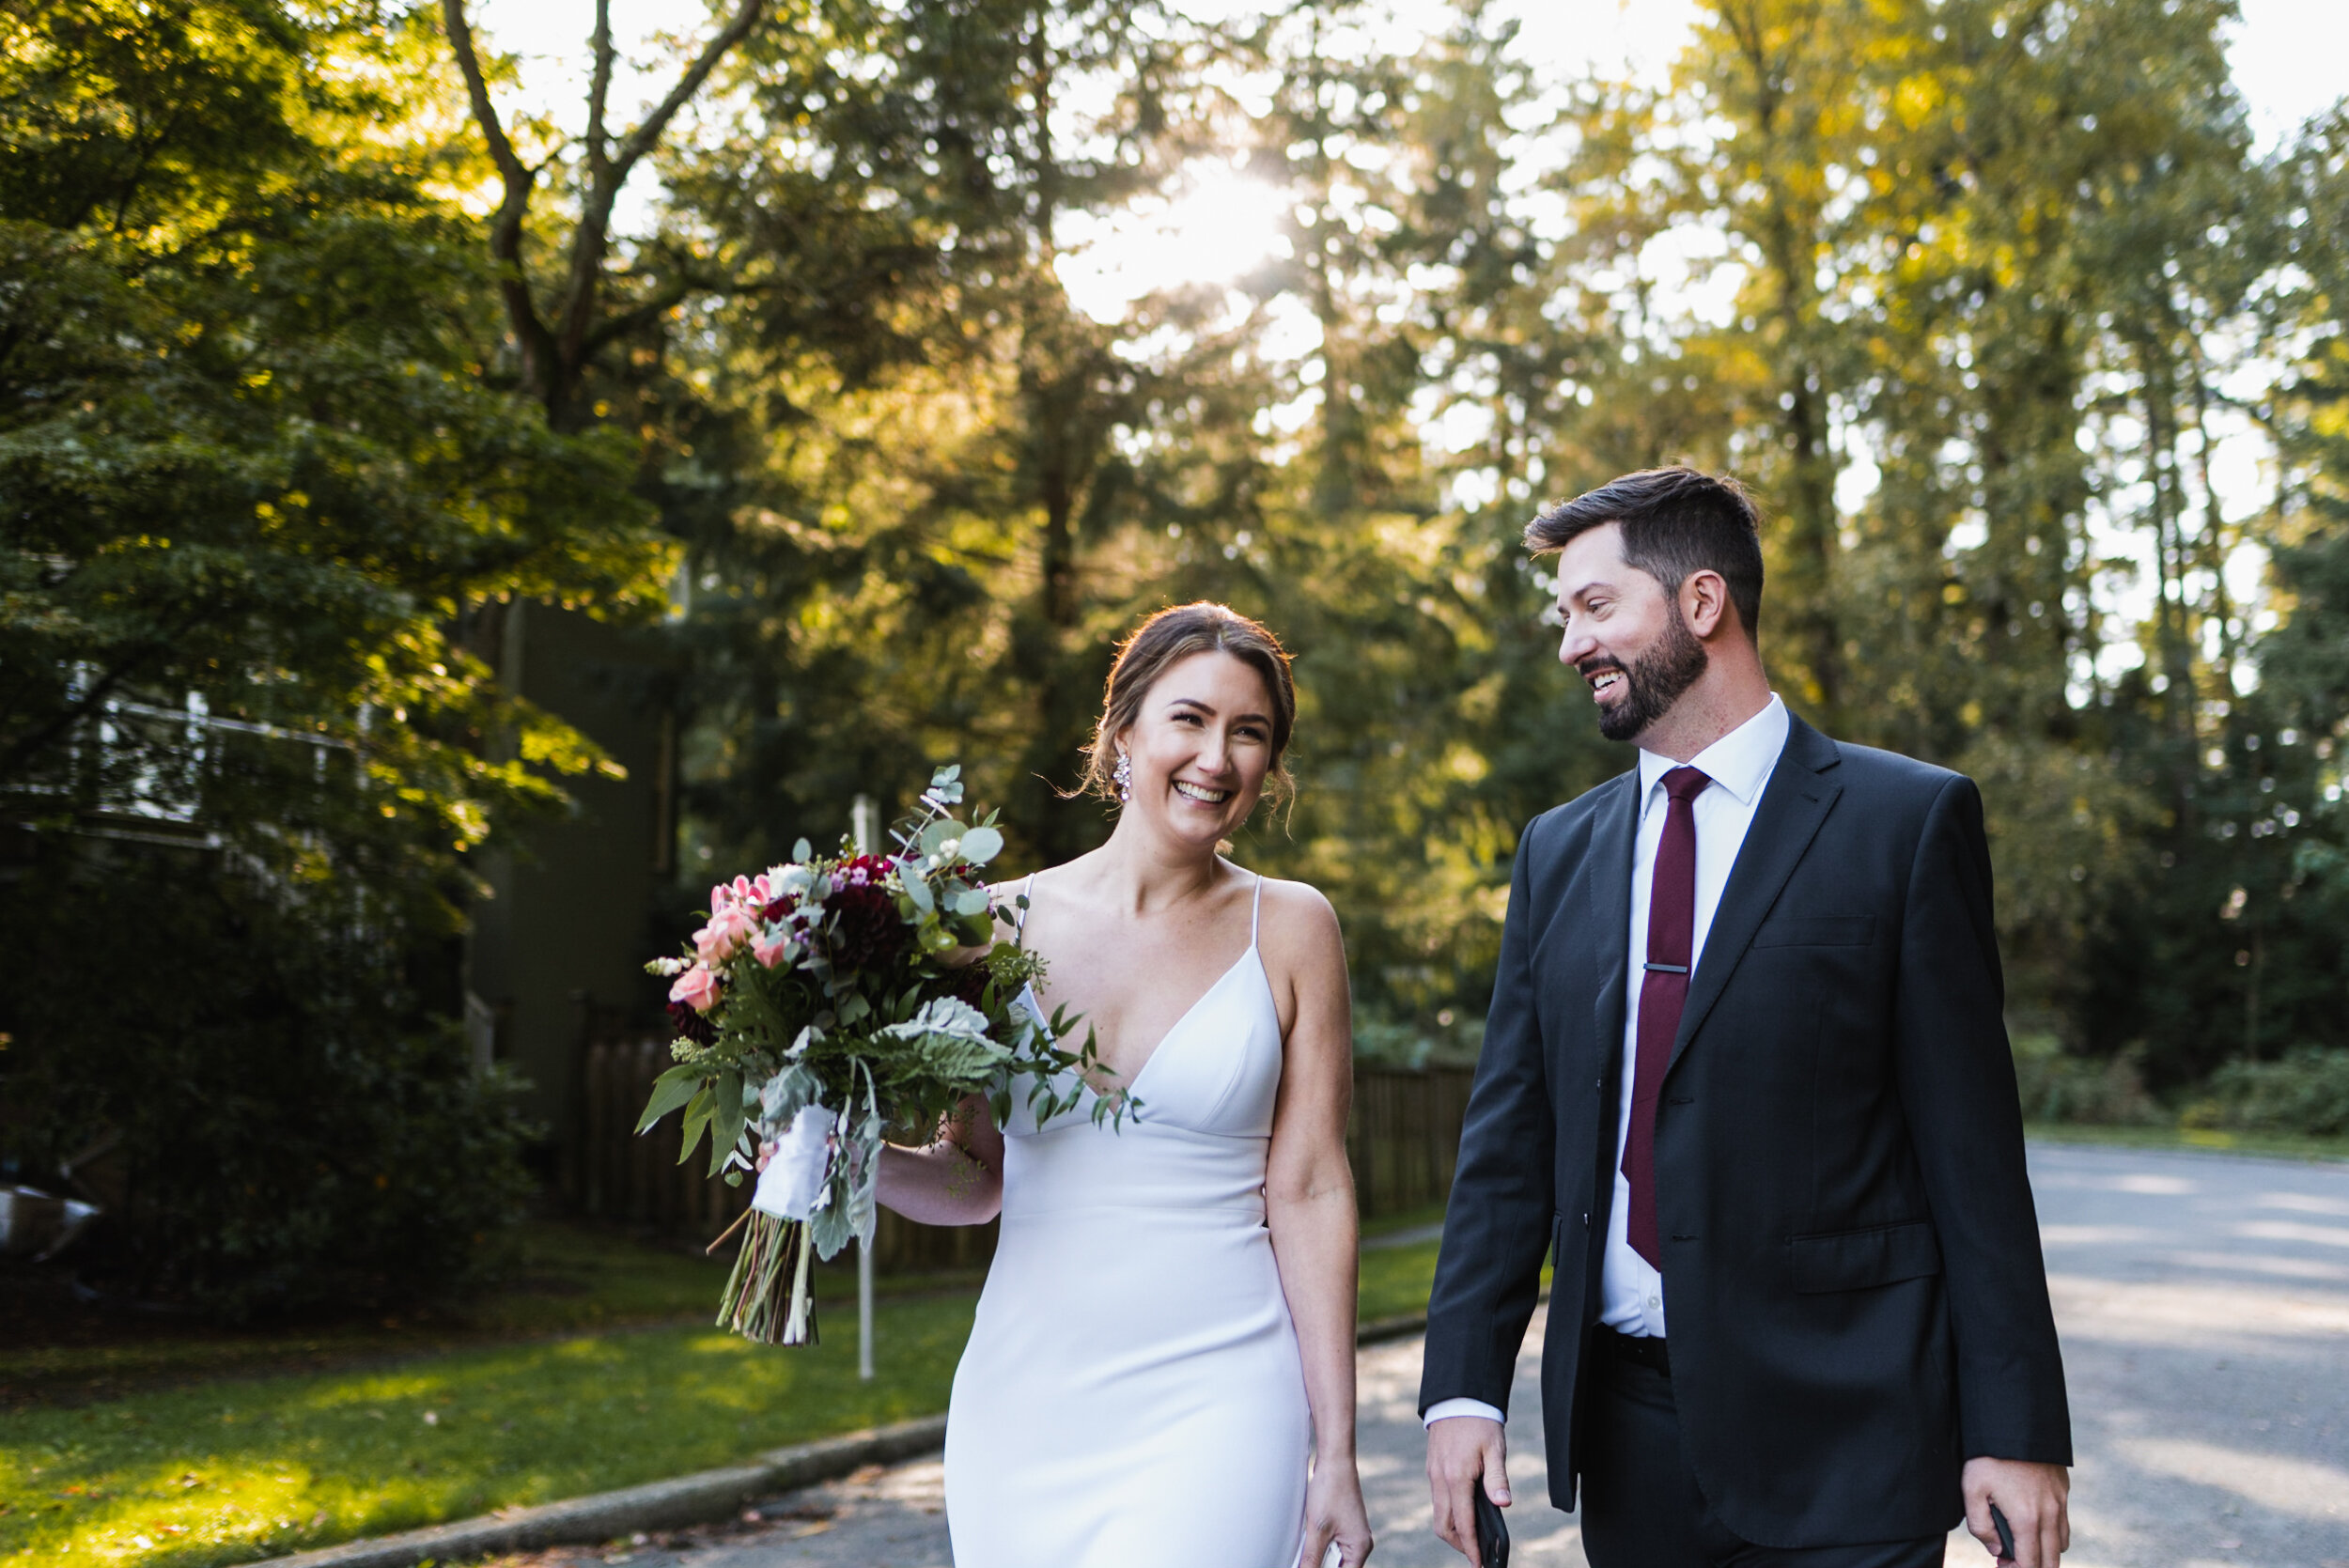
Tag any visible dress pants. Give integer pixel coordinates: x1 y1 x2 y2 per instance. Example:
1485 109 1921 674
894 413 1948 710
1578 1340 1948 1568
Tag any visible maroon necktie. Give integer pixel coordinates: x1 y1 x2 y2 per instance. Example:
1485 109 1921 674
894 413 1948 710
1623 765 1711 1269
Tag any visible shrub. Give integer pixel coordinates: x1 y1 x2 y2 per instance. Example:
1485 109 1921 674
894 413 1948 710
2009 1033 2162 1126
0 841 535 1320
2190 1048 2349 1139
1351 1009 1486 1070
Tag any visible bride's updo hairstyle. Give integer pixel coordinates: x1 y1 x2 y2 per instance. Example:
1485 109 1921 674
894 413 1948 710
1080 602 1299 811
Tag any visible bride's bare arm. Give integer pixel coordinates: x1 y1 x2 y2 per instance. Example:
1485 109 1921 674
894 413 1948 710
877 1094 1004 1226
1263 882 1374 1567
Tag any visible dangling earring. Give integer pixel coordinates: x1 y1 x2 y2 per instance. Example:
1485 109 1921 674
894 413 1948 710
1112 752 1133 804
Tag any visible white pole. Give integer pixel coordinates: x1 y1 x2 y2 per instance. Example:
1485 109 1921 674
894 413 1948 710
851 792 878 1382
857 1225 876 1381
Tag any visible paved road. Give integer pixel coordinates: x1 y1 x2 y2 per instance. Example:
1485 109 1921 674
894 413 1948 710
534 1143 2347 1568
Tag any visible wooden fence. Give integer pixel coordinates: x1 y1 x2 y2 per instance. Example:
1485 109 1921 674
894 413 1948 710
1346 1063 1475 1219
571 1034 1474 1272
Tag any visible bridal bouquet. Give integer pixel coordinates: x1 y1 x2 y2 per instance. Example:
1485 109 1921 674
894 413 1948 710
640 766 1106 1345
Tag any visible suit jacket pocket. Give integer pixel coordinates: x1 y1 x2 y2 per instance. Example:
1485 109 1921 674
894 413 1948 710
1752 914 1875 948
1789 1219 1943 1293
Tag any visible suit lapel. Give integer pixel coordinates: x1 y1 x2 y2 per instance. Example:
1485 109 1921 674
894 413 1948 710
1667 716 1843 1072
1581 770 1638 1059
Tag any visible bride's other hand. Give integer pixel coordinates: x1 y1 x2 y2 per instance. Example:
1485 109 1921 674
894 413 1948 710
754 1139 776 1172
1301 1457 1374 1566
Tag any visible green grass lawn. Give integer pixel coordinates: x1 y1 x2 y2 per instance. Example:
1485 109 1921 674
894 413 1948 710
3 1219 1450 1568
0 1293 977 1568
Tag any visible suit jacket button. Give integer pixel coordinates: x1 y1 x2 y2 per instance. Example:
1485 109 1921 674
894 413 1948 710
1581 1212 1591 1229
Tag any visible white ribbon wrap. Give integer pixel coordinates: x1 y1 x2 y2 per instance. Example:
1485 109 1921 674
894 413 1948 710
751 1103 836 1220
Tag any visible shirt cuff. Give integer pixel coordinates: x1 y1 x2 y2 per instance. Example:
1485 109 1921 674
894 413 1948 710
1423 1397 1505 1429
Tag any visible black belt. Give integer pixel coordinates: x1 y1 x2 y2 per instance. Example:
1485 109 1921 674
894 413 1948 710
1594 1326 1671 1376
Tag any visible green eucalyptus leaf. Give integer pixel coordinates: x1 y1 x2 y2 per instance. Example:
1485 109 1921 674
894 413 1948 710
678 1089 713 1164
637 1063 705 1132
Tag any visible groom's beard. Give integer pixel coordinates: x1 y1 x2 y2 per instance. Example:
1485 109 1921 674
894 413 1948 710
1583 606 1708 742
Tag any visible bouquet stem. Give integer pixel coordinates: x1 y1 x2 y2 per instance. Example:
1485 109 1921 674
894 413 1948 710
717 1212 820 1345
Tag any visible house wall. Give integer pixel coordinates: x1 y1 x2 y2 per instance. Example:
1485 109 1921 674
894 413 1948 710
463 603 676 1157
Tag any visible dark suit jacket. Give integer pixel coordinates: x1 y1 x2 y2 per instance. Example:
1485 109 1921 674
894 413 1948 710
1419 716 2071 1548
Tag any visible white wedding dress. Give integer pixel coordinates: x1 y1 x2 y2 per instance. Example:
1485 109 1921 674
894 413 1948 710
944 872 1313 1567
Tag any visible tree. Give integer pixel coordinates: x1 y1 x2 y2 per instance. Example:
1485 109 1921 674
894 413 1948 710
0 0 669 1311
438 0 768 434
0 0 670 907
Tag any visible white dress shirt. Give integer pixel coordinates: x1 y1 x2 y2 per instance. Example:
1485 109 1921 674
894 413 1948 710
1425 694 1791 1429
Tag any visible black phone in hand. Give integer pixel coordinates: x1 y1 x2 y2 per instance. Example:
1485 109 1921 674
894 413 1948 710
1472 1486 1509 1568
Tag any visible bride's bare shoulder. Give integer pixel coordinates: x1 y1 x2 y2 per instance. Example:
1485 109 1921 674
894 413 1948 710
1242 872 1344 959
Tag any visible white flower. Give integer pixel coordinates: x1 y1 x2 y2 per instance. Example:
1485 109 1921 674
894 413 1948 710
767 864 816 896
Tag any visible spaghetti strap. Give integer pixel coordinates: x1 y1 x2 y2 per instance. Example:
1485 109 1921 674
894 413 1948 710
1015 872 1038 939
1249 870 1263 947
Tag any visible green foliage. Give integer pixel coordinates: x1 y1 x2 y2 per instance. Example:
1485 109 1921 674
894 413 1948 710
2008 1034 2161 1127
8 0 2348 1279
0 0 672 927
2190 1048 2349 1140
0 844 536 1320
0 0 687 1312
1351 1010 1486 1070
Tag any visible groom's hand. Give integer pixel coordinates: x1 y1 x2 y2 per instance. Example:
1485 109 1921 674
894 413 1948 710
1964 1456 2069 1567
1425 1415 1508 1563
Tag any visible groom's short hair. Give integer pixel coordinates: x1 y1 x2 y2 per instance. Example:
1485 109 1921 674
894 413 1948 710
1524 466 1765 641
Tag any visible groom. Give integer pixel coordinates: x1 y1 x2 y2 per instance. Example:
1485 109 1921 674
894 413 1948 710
1421 468 2072 1567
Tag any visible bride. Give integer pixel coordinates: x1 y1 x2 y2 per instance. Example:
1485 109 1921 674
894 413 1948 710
875 601 1373 1568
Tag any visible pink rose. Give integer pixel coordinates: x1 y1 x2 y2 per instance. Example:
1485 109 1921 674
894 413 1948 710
692 905 759 963
753 928 793 969
669 964 721 1013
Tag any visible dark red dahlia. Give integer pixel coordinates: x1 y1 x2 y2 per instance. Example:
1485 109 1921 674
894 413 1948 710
667 999 717 1046
823 855 907 972
950 959 994 1009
